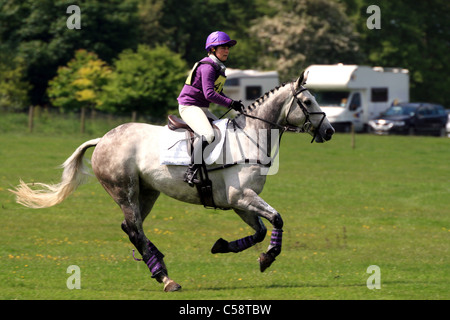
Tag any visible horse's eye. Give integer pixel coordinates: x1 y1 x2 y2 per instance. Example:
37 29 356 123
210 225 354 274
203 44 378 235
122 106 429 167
304 99 312 106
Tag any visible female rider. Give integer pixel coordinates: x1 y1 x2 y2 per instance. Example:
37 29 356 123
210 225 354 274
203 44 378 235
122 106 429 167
177 31 244 186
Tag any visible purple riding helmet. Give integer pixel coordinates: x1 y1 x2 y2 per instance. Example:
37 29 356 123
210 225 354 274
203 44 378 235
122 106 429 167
205 31 237 52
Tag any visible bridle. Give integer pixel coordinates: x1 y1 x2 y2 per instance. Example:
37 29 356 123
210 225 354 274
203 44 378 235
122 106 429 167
235 82 327 143
288 82 327 143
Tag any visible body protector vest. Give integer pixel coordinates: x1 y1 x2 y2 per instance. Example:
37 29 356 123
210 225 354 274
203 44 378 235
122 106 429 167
185 61 226 94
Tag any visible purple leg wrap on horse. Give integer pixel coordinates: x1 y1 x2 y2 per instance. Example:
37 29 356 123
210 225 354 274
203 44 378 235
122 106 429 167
148 241 164 259
232 235 255 252
146 241 164 276
146 254 163 275
270 229 283 248
132 241 165 277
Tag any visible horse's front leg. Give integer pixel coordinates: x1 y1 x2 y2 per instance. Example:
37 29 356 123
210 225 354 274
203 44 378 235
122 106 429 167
250 196 284 272
230 189 284 272
259 228 283 272
211 208 267 254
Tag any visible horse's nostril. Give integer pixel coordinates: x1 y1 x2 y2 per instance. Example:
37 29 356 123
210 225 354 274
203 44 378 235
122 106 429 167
325 128 335 140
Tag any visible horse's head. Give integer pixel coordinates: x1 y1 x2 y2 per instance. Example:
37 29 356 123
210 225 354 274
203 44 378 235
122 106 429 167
287 71 335 143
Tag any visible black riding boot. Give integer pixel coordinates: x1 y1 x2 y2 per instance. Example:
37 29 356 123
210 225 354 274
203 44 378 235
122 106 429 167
184 137 209 187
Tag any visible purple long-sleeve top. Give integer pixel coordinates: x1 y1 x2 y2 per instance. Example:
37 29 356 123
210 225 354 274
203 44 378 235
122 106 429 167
177 57 232 108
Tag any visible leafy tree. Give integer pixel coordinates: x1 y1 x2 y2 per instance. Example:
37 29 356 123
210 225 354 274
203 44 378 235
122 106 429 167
137 0 165 47
357 0 450 107
47 50 111 132
0 52 31 111
48 50 111 111
0 0 139 106
101 45 187 121
249 0 363 81
137 0 269 68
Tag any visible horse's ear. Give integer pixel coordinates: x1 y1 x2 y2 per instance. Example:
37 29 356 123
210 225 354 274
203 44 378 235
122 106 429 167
296 70 308 87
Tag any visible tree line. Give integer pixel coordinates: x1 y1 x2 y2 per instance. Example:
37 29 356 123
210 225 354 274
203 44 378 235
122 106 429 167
0 0 448 122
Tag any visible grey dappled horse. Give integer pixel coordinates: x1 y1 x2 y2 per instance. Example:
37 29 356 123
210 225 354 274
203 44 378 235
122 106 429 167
11 71 334 291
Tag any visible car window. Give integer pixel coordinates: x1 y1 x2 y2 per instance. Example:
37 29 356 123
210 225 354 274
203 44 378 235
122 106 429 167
417 107 427 116
427 106 436 115
435 106 446 116
349 93 361 111
384 105 416 116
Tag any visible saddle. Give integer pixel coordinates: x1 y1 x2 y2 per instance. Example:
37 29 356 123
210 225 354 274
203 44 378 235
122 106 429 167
166 115 223 210
167 115 220 157
167 115 191 131
168 115 217 132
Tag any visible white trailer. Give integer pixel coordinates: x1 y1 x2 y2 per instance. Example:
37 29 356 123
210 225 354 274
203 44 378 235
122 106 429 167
224 68 279 108
304 64 409 132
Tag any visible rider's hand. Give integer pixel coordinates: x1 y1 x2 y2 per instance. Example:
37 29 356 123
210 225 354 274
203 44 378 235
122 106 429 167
230 100 244 112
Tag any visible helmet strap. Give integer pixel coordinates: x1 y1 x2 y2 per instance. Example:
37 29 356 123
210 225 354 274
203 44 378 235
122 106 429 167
209 47 228 63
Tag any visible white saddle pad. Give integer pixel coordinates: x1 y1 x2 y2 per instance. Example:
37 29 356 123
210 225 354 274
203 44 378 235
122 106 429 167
159 119 229 166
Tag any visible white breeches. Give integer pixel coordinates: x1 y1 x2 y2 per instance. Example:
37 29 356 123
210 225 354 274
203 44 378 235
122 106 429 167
179 105 218 144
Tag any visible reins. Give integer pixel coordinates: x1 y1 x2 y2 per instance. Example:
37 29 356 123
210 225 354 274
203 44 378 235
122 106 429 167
235 83 327 143
208 81 327 173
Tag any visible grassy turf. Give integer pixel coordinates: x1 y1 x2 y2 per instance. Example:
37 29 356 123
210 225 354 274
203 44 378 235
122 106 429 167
0 130 449 299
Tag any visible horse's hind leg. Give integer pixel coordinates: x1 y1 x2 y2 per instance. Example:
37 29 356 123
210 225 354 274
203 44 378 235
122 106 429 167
211 209 267 253
115 184 180 292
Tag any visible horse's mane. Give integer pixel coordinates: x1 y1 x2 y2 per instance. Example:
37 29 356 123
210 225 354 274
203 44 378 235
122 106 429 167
246 82 289 112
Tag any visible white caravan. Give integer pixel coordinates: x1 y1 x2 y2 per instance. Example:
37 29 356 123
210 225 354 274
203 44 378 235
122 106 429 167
304 64 409 132
224 68 279 108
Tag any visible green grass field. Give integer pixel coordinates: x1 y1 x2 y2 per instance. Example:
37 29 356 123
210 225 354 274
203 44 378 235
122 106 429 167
0 128 449 299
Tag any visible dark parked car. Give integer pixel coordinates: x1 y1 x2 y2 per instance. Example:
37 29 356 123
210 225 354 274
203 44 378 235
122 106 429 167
368 103 448 136
446 110 450 137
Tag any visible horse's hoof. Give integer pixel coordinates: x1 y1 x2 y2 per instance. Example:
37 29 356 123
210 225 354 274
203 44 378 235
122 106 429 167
164 280 182 292
258 252 275 272
211 238 230 254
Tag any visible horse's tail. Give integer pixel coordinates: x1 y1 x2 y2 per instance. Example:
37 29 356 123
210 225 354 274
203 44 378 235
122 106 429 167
10 138 101 209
